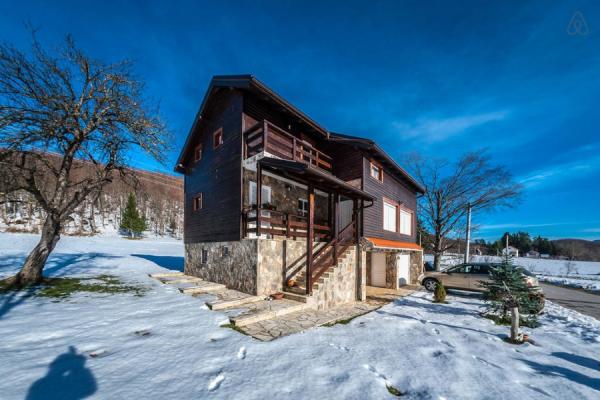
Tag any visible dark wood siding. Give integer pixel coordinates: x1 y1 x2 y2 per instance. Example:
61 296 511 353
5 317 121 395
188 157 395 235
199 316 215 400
361 156 418 243
183 89 243 243
331 144 363 183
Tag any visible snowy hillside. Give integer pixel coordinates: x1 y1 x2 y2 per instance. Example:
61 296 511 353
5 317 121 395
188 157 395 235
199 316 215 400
1 233 599 399
0 168 184 238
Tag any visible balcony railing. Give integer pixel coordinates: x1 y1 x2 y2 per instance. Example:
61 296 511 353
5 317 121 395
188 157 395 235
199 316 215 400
243 120 333 172
243 207 331 240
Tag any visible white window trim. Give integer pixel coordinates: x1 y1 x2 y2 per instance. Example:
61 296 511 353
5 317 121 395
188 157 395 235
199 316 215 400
383 200 397 232
400 208 412 235
249 181 272 206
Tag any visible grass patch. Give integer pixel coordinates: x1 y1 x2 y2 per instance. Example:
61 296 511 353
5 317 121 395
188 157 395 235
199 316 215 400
386 384 405 397
220 323 249 335
1 274 146 299
322 309 378 327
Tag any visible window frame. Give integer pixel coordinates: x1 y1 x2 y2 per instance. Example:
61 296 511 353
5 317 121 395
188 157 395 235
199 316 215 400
201 248 208 264
399 207 413 236
194 143 203 162
193 193 203 211
213 127 223 149
369 160 384 182
382 198 399 232
297 198 308 217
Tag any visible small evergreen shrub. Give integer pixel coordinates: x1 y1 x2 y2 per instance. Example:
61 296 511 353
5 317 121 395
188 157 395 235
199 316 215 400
433 281 447 303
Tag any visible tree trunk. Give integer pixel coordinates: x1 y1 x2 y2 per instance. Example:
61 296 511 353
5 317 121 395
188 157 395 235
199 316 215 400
10 214 62 286
433 231 443 271
510 306 520 341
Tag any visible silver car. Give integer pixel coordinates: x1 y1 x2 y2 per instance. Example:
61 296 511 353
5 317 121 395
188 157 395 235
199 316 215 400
418 263 540 292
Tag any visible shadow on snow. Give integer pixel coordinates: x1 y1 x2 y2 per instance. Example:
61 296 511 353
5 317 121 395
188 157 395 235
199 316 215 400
131 254 184 272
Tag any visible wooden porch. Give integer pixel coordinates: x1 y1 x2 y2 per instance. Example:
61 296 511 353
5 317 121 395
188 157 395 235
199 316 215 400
248 157 374 296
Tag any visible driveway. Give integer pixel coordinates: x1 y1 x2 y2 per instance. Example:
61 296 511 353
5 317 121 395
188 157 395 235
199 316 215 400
540 283 600 320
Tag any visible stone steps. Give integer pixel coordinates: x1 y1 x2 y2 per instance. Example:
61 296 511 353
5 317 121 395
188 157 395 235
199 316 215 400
149 272 184 279
206 294 264 310
229 299 309 327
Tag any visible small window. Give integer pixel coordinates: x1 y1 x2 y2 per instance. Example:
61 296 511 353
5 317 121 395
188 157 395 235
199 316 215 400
370 161 383 182
383 200 397 232
222 245 230 257
201 249 208 264
400 208 412 235
193 193 203 211
249 181 272 206
213 127 223 148
194 144 202 162
298 199 308 216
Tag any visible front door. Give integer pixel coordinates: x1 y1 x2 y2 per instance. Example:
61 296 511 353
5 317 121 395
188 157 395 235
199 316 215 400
371 253 387 287
397 254 410 286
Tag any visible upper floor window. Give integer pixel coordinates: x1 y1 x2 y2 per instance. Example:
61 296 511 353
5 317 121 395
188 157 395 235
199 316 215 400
370 161 383 182
213 127 223 149
193 193 203 211
194 144 203 162
383 200 397 232
400 208 412 235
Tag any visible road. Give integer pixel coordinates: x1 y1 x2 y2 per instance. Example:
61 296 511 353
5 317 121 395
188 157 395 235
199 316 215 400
541 283 600 320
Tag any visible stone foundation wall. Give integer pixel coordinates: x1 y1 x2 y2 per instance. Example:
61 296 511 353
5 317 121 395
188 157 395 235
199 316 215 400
409 251 423 285
365 249 423 288
185 240 258 294
312 246 357 310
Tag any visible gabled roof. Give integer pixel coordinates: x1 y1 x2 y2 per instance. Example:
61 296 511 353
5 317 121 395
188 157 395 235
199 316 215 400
175 75 328 172
328 132 425 194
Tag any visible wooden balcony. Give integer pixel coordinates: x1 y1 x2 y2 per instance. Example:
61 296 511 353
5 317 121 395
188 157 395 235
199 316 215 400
243 207 331 240
243 120 333 172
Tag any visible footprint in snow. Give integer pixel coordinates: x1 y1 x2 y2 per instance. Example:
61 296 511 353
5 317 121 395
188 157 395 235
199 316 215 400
237 346 246 360
208 374 224 391
437 339 455 349
472 355 501 369
363 364 387 380
329 343 350 352
88 349 111 358
432 328 440 335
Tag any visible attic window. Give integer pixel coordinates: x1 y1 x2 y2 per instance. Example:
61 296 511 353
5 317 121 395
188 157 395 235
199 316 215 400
370 161 383 182
213 127 223 149
193 193 203 211
194 144 202 162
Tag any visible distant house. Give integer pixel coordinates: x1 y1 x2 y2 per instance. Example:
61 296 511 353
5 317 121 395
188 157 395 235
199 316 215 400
502 246 519 258
540 253 550 259
526 250 540 258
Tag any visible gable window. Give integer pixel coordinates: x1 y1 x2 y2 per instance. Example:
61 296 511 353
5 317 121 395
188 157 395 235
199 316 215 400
400 208 412 235
383 200 397 232
213 127 223 149
201 249 208 264
298 199 308 216
193 193 203 211
194 144 202 162
370 161 383 182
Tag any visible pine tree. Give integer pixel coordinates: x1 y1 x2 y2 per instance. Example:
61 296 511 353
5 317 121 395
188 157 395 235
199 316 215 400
480 255 542 330
434 281 447 303
120 193 145 238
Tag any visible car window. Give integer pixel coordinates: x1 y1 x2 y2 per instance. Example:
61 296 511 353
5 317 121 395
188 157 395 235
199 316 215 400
449 265 471 273
469 265 490 275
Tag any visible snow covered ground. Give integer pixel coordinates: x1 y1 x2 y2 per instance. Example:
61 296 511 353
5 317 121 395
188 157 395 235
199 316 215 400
537 275 600 293
2 233 600 399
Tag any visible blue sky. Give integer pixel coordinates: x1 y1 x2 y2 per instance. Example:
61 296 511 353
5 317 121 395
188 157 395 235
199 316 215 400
1 1 599 241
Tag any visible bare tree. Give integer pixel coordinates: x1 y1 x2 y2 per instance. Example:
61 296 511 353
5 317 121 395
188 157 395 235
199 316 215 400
0 34 169 286
407 151 522 270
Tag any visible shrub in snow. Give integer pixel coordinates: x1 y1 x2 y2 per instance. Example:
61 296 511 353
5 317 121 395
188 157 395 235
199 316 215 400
433 281 447 303
480 255 542 328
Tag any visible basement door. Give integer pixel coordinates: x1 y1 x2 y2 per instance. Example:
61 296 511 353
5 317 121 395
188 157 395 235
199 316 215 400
397 254 410 286
371 253 387 287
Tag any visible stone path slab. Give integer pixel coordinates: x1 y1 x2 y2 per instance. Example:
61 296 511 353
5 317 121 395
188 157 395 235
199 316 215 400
239 301 382 341
230 298 308 327
206 291 264 310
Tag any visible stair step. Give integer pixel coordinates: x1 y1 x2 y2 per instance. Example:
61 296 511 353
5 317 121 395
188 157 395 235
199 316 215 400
206 295 264 310
230 300 308 327
149 272 184 279
283 291 309 303
179 282 226 295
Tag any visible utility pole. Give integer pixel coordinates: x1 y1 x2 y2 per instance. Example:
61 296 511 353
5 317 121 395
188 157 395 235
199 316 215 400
464 203 472 263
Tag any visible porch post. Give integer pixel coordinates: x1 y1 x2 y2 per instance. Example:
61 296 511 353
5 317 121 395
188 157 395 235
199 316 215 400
333 193 339 265
306 184 315 295
256 163 262 238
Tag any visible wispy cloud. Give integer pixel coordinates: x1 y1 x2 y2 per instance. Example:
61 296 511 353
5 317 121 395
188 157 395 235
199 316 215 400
392 110 509 143
518 156 600 189
582 228 600 233
478 222 571 231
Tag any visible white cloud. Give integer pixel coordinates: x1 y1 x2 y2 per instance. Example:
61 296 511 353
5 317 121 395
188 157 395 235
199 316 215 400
392 110 508 143
478 222 570 231
518 157 600 189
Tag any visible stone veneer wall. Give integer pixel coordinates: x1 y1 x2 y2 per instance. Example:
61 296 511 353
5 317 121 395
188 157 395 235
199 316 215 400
311 246 357 310
185 240 258 294
365 249 423 288
243 169 328 224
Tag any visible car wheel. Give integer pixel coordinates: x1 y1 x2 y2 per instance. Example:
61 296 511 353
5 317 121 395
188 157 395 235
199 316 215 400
423 278 438 292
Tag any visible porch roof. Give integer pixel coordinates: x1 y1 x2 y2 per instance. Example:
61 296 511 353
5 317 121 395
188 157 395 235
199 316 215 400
365 237 423 251
258 157 375 202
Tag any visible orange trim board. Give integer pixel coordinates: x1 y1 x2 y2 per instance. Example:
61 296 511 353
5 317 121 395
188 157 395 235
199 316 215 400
366 237 422 251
